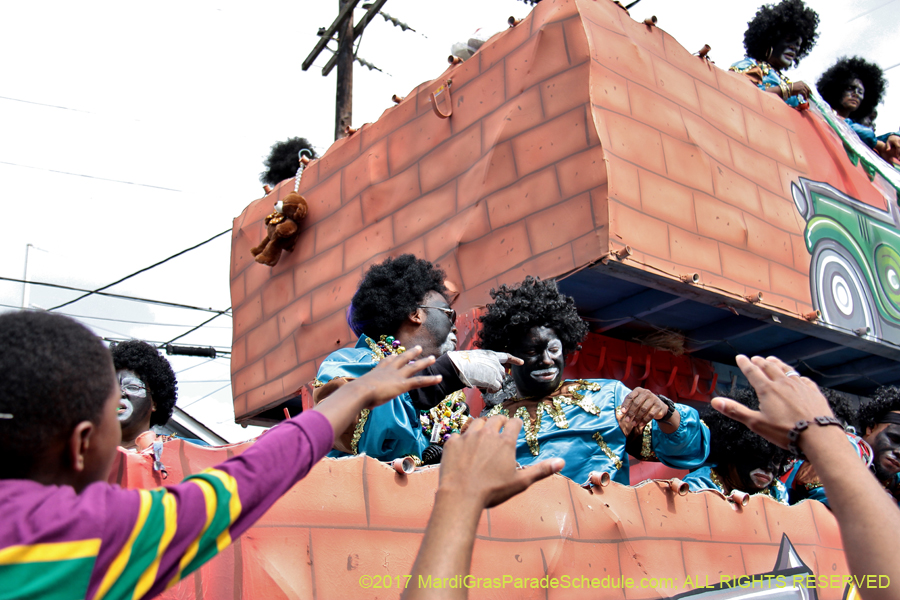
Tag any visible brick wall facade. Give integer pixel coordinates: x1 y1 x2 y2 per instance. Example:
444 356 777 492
230 0 889 420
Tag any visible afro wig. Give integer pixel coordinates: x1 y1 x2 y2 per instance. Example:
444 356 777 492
816 56 886 121
858 386 900 434
111 340 178 427
819 386 857 430
478 277 588 355
743 0 819 66
706 387 791 469
349 254 448 339
260 137 318 186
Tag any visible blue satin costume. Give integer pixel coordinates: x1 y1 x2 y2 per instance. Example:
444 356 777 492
684 465 788 504
729 58 802 107
844 118 898 150
482 379 710 485
316 335 429 461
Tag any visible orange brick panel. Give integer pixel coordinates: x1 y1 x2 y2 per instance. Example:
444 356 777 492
729 139 782 196
296 308 354 366
619 540 686 599
760 187 808 232
587 26 656 91
600 110 666 175
457 221 532 288
365 460 438 530
682 109 733 168
311 268 364 323
387 110 452 175
604 155 641 209
487 166 562 230
231 270 246 309
420 122 483 194
579 0 626 35
770 261 808 300
275 296 311 342
791 233 812 275
499 243 577 286
263 335 299 381
359 164 421 225
573 229 607 265
441 49 482 94
694 191 748 249
627 81 687 141
487 475 577 540
232 295 262 340
293 243 344 299
661 30 718 88
279 359 317 401
232 358 267 398
661 134 714 195
711 160 762 213
393 180 458 246
306 169 347 226
633 480 712 540
506 21 571 97
526 193 594 254
359 90 420 152
652 55 700 112
259 270 294 320
481 86 545 150
423 203 492 263
669 225 722 275
588 63 632 115
447 63 506 139
343 219 395 273
556 145 608 200
341 137 390 203
715 67 763 113
609 201 671 261
547 540 627 600
511 106 590 178
696 81 749 144
245 378 286 415
246 316 279 365
637 169 697 233
458 141 519 210
316 130 361 185
745 212 794 265
541 61 591 120
314 197 363 255
680 541 747 583
719 244 772 290
787 129 810 173
239 528 314 599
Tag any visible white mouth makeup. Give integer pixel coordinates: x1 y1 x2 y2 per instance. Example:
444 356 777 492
749 468 773 488
118 398 134 422
530 367 559 381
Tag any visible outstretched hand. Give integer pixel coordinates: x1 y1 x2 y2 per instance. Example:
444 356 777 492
446 350 524 393
351 346 443 410
620 387 678 433
711 355 833 449
439 416 563 508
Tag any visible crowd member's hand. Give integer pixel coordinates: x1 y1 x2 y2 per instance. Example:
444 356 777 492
439 416 563 508
619 388 679 434
315 347 442 434
879 134 900 162
711 355 833 449
446 350 524 393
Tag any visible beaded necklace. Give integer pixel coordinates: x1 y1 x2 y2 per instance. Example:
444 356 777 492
364 335 407 361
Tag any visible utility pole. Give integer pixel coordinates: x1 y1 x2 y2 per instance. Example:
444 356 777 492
302 0 391 141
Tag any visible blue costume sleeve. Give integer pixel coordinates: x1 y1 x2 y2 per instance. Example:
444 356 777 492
649 403 710 469
845 119 878 149
877 131 900 144
317 338 428 461
683 466 717 492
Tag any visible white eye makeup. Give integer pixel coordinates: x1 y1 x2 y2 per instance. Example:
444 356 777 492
545 340 563 359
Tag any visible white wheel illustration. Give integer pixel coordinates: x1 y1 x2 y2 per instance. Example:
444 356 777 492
811 241 879 340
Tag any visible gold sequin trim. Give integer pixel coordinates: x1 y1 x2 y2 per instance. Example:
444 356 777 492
709 467 728 493
592 432 623 470
350 409 370 455
364 338 387 361
405 454 423 467
804 481 824 491
311 379 325 388
641 423 657 460
514 406 542 456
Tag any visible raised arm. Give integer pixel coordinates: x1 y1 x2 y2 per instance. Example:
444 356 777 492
401 416 563 600
713 355 900 600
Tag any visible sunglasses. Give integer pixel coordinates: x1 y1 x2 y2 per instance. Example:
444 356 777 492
418 305 457 323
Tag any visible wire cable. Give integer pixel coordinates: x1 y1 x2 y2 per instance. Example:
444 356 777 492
164 310 230 345
0 160 181 192
180 382 232 410
0 276 230 314
48 229 231 311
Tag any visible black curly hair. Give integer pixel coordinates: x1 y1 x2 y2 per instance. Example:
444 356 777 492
707 387 791 469
260 137 318 186
0 312 115 479
110 340 178 427
858 386 900 434
477 277 588 355
816 56 886 121
819 386 857 430
743 0 819 66
349 255 448 338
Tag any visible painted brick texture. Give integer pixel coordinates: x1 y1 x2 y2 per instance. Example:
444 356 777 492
230 0 889 420
111 445 849 600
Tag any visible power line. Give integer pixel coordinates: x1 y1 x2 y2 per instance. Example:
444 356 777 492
0 301 232 328
180 382 232 410
164 310 230 345
48 228 231 311
101 336 232 354
848 0 898 22
0 161 181 192
0 95 93 113
0 276 230 314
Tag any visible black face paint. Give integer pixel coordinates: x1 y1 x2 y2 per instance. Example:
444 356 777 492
510 326 565 398
869 420 900 481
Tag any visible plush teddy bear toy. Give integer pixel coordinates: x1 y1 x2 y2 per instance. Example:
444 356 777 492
250 192 308 267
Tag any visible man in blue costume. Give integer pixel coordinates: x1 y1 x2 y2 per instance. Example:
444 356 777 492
684 388 790 503
787 386 900 507
315 254 520 463
477 277 709 486
729 0 818 108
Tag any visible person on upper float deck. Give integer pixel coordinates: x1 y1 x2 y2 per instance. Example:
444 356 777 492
684 388 790 503
476 277 710 486
730 0 819 108
816 56 900 163
315 254 521 463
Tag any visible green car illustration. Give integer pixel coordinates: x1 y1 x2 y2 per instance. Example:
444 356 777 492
792 177 900 343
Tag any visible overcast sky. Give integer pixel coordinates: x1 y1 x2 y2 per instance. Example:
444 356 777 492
1 0 897 442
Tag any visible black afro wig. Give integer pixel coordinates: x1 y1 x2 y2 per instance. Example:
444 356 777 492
349 254 448 339
858 386 900 434
816 56 887 121
477 277 588 355
706 387 791 469
260 137 318 186
819 386 857 430
111 340 178 427
743 0 819 66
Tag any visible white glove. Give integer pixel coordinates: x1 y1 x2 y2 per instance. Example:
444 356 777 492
446 350 516 393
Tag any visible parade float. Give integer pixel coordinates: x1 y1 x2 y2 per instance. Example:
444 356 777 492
125 0 900 596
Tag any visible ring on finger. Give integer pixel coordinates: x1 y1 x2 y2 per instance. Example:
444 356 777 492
785 370 801 378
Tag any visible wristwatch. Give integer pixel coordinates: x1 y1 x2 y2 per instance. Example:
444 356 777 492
656 394 676 423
